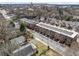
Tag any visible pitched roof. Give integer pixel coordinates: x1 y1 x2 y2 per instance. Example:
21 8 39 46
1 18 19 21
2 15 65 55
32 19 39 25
11 36 25 45
12 44 36 56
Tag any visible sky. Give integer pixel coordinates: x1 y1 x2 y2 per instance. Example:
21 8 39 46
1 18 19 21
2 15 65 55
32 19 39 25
0 0 79 4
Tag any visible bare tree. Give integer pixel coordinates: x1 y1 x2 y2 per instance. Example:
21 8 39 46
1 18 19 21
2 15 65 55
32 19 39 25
67 24 72 30
75 26 79 32
60 21 66 27
23 30 34 42
0 20 19 56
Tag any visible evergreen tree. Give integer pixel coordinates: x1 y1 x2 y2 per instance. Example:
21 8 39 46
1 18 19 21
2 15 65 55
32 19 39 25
20 22 26 32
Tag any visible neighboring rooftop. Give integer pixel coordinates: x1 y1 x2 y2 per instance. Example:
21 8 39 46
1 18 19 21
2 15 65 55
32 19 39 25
36 22 78 38
12 43 36 56
11 36 26 45
20 18 38 24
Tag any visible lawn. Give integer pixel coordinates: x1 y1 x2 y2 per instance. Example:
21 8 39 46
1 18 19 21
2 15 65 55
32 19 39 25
45 49 61 56
31 40 48 56
31 39 61 56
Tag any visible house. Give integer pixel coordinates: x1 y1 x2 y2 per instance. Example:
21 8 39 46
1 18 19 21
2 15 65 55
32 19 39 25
11 36 37 56
35 22 78 46
12 43 36 56
10 36 26 46
20 18 38 30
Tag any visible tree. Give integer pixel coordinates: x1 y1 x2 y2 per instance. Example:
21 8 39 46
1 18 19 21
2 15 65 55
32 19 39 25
60 21 66 27
9 20 15 27
0 20 19 56
20 22 26 32
57 7 63 20
13 15 20 21
65 15 73 21
23 30 34 42
67 24 72 29
75 26 79 32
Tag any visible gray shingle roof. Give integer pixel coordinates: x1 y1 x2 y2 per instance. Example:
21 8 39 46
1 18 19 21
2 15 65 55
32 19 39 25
11 36 25 45
12 44 36 56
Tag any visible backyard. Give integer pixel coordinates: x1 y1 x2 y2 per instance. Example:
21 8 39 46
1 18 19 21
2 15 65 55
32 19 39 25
30 39 61 56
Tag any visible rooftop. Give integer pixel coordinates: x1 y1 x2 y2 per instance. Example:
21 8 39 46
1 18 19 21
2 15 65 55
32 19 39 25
20 18 38 24
12 43 36 56
11 36 26 45
36 22 78 38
